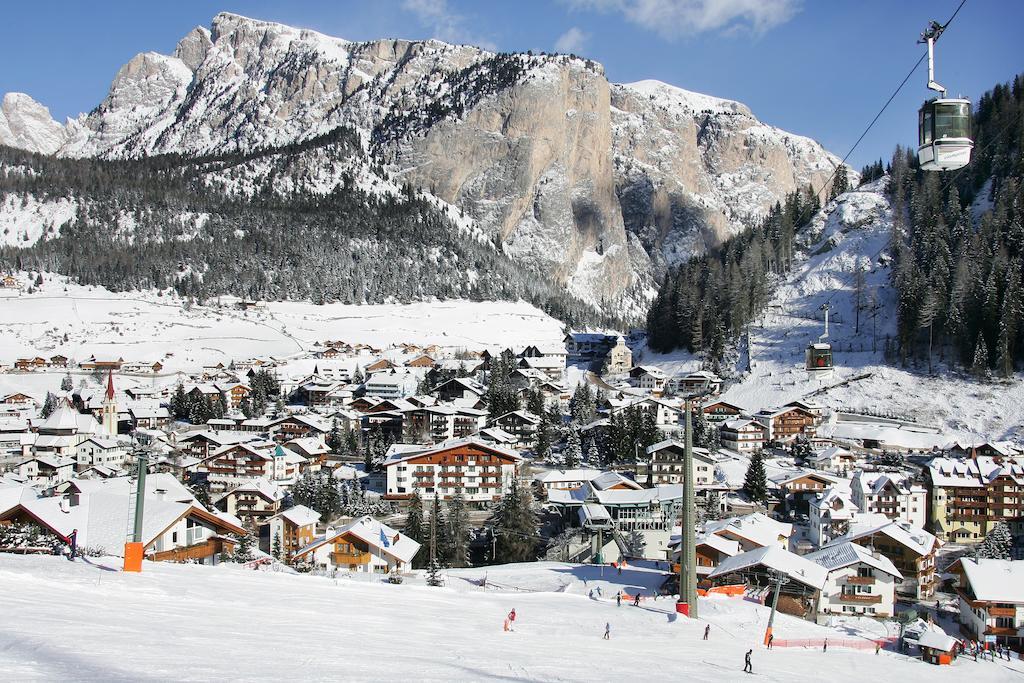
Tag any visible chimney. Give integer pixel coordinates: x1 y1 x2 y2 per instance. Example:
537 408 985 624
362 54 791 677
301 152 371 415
324 526 335 538
69 492 80 507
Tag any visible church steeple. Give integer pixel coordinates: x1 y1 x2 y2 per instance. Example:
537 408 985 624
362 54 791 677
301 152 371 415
102 370 118 436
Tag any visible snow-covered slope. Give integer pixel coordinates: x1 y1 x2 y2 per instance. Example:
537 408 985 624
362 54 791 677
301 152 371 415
0 275 565 374
0 12 844 306
640 177 1024 444
5 554 1018 681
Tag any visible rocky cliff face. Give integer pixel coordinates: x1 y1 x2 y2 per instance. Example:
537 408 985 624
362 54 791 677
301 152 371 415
0 93 70 155
0 12 844 307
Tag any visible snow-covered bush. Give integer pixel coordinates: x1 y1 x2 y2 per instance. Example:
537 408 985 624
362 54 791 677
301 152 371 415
0 523 64 553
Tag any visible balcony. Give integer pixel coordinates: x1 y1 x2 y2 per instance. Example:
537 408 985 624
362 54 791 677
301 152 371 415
988 606 1017 618
984 626 1019 637
331 551 371 565
834 592 882 605
413 470 434 478
846 576 876 586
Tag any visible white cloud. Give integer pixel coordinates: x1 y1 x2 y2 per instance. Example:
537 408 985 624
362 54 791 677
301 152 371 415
554 26 590 55
567 0 800 38
401 0 497 50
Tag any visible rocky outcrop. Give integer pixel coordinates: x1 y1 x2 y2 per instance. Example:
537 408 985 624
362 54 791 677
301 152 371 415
611 80 843 273
0 12 844 307
0 93 69 155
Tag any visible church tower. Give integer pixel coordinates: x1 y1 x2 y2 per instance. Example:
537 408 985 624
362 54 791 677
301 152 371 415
102 370 118 436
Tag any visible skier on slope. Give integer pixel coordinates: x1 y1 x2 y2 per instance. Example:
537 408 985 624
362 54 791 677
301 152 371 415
633 592 641 606
616 592 622 607
703 625 710 640
744 649 753 673
508 608 516 624
603 622 611 640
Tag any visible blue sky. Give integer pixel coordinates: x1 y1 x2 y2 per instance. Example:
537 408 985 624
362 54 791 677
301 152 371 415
1 0 1019 168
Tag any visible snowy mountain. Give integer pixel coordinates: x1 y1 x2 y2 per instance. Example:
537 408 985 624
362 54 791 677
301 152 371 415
0 12 844 308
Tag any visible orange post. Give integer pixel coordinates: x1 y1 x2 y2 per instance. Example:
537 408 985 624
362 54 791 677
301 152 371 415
123 542 144 572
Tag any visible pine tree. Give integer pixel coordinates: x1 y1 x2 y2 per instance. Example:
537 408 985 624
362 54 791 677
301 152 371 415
403 492 427 569
170 383 188 420
972 336 991 379
239 394 252 418
975 522 1013 560
234 530 255 563
703 490 724 522
534 403 555 459
625 528 646 558
427 495 445 584
272 531 283 561
40 392 57 419
445 492 471 568
742 450 768 505
564 429 583 469
326 419 344 454
491 478 538 564
60 374 73 392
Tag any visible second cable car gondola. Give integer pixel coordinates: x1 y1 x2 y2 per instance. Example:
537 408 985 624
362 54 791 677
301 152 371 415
916 20 973 171
806 303 834 376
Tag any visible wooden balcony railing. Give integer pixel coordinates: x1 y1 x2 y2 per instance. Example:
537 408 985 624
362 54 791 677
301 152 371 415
846 576 876 586
332 551 371 565
834 592 882 605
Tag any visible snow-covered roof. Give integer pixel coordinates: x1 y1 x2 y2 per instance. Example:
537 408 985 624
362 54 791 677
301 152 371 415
927 456 1024 488
215 477 285 504
578 503 612 527
808 488 857 519
708 546 827 590
0 484 38 515
830 518 939 557
693 532 741 557
955 558 1024 603
273 504 320 528
10 492 243 554
534 469 603 484
63 473 198 505
805 541 902 579
382 438 522 466
704 513 792 548
917 630 959 652
853 470 925 495
37 405 100 435
589 471 642 491
295 515 420 564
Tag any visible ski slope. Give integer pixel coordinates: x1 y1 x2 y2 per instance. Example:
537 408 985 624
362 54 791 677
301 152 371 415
1 555 1020 681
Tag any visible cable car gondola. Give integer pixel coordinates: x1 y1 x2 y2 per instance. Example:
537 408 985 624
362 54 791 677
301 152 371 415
806 303 834 376
917 20 973 171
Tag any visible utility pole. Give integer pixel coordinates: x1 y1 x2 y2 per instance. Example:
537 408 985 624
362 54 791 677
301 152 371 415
764 569 791 645
676 397 698 617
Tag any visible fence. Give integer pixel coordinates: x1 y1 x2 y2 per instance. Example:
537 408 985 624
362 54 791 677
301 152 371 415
772 637 896 650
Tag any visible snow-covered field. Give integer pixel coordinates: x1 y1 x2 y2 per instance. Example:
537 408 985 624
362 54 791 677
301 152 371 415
638 180 1024 445
0 276 565 372
2 554 1020 681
